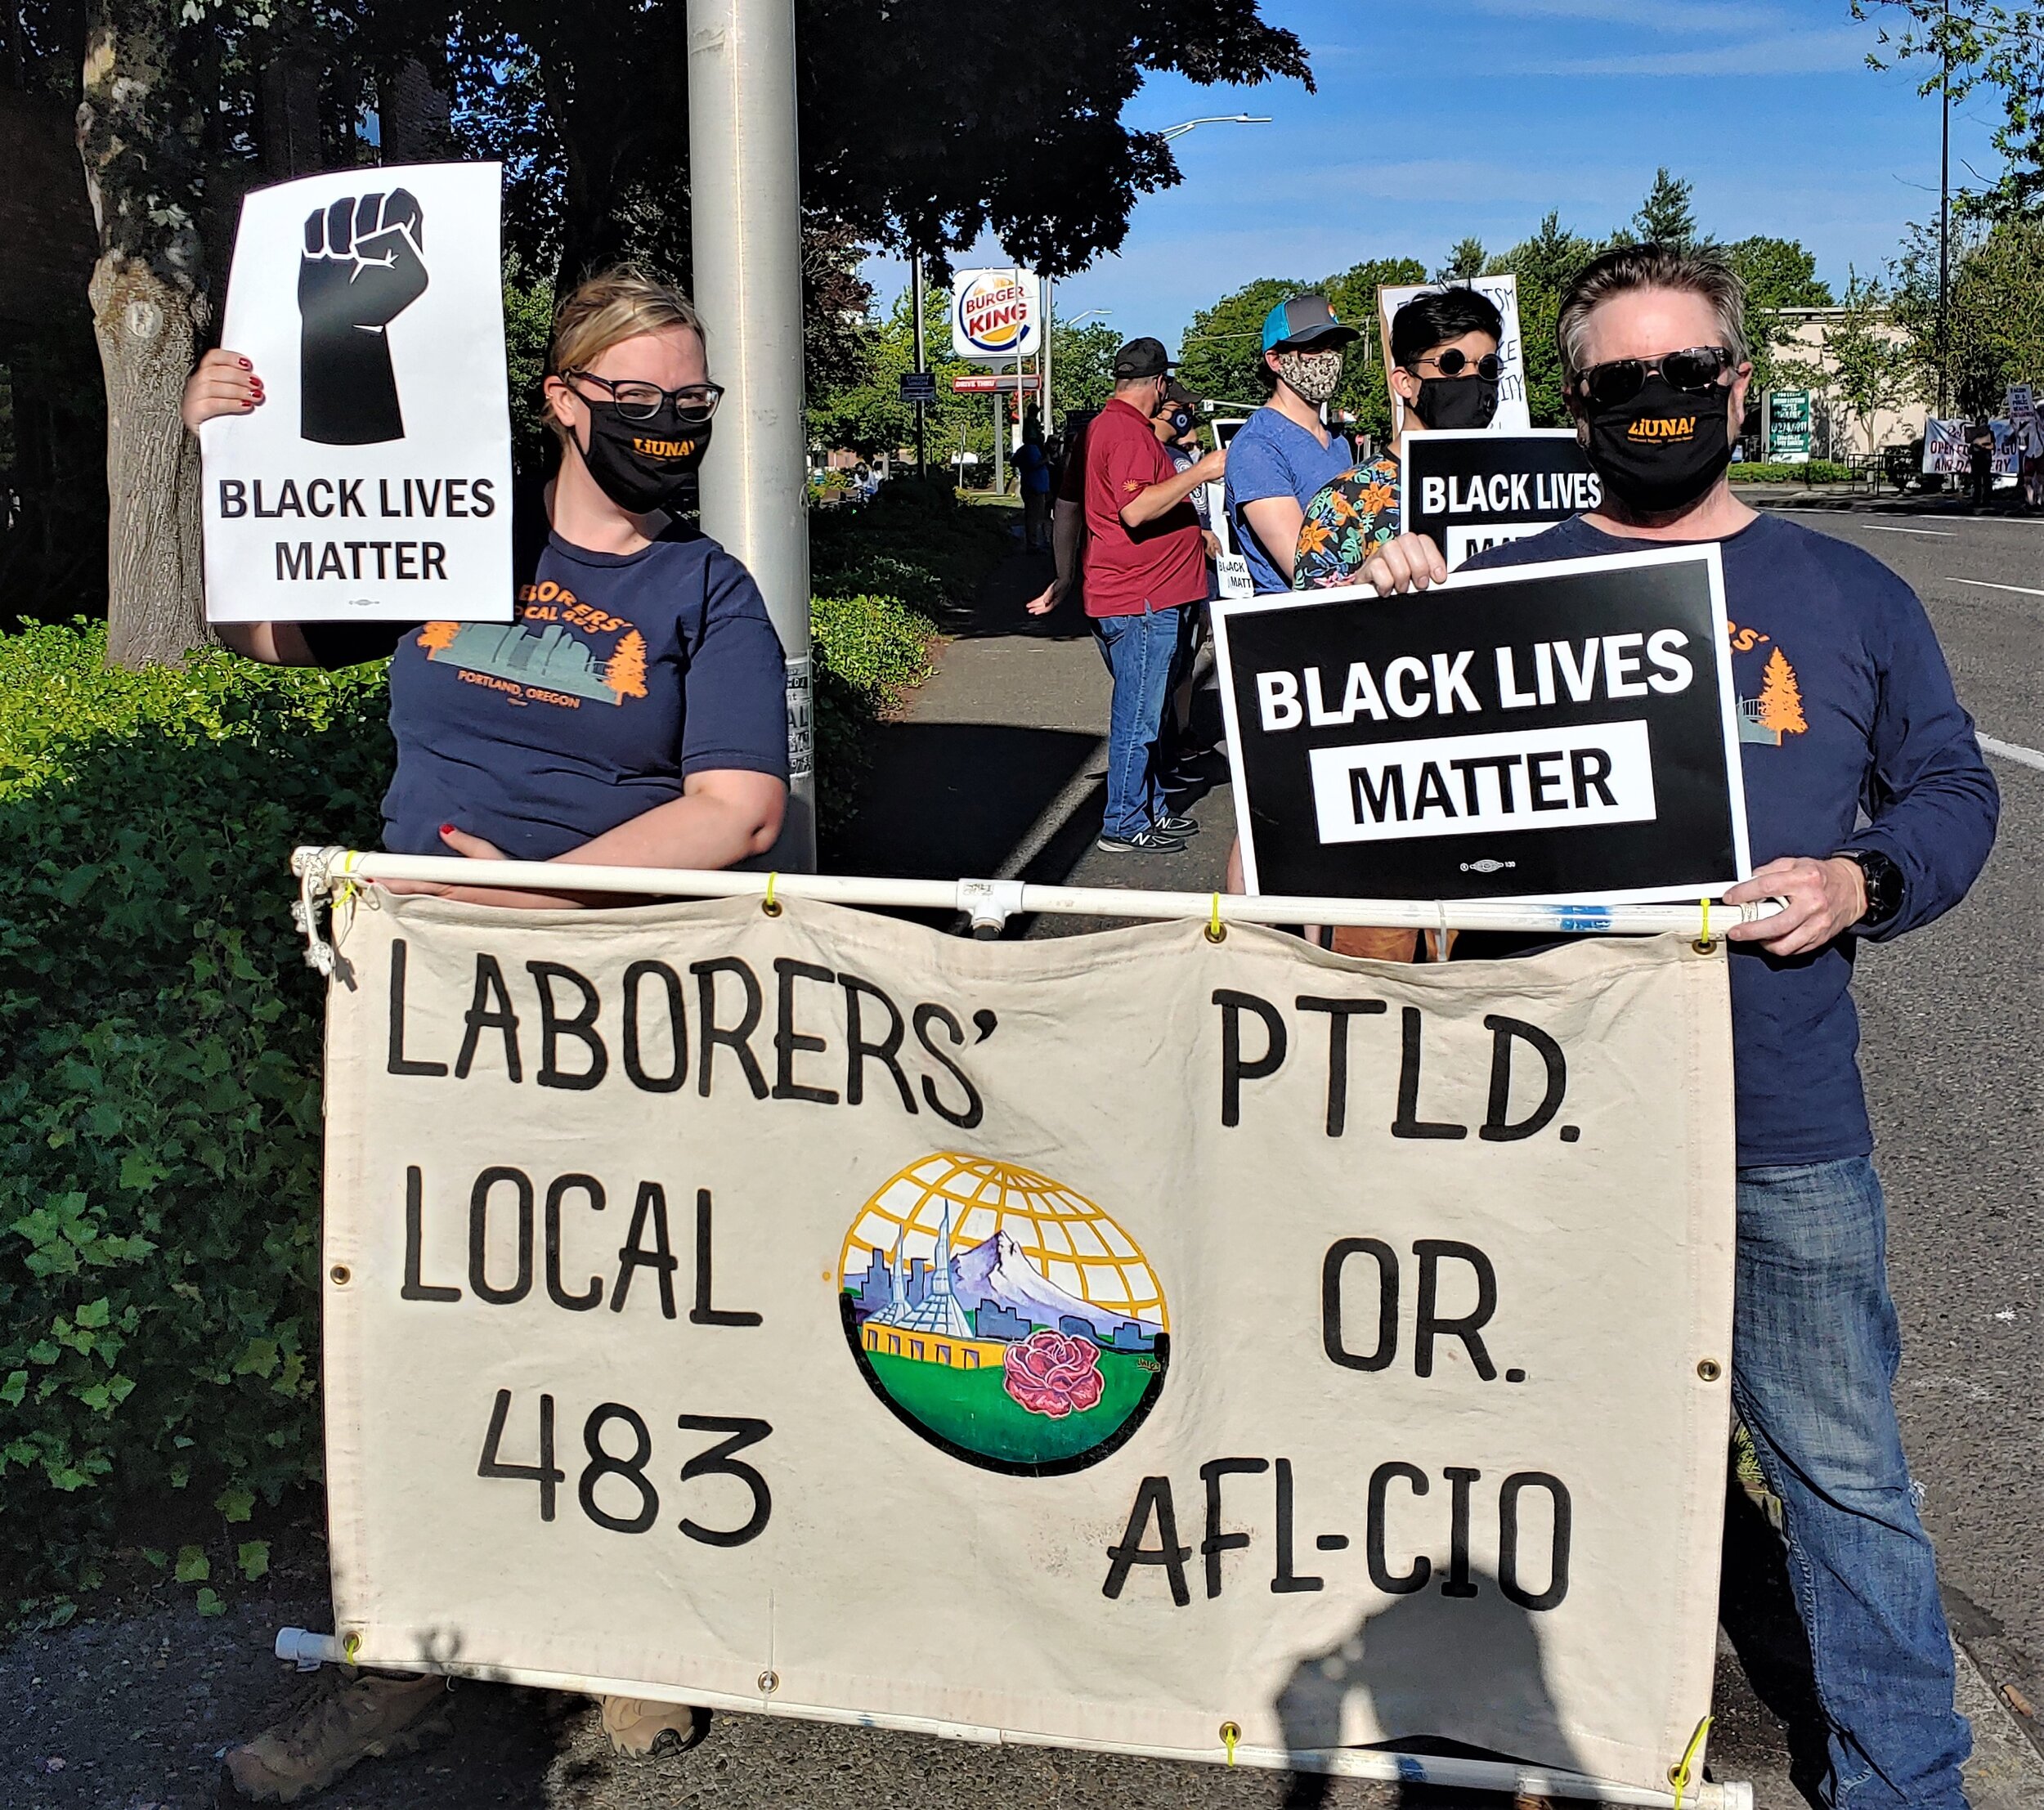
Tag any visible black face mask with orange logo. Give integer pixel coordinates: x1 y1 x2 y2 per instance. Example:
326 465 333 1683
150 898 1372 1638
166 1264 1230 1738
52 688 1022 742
1581 374 1732 514
579 401 710 515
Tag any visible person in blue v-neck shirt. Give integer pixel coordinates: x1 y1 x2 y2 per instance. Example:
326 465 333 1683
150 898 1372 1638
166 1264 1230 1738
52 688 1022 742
1357 244 1997 1810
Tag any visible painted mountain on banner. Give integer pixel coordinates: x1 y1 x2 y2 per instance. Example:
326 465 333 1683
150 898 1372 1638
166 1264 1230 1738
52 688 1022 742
950 1230 1158 1338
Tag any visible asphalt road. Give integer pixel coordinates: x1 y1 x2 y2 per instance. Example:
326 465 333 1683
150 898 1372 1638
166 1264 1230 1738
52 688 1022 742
3 506 2038 1810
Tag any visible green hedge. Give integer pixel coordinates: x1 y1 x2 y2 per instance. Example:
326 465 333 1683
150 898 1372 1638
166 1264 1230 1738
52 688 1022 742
1729 459 1857 484
0 501 985 1599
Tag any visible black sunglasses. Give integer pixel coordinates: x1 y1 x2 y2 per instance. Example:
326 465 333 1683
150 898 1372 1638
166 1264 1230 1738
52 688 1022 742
1575 346 1735 411
1407 348 1502 381
564 370 725 425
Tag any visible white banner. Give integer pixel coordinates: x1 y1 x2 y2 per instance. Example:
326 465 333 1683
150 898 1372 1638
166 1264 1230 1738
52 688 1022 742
202 163 513 624
1377 277 1531 437
320 894 1734 1794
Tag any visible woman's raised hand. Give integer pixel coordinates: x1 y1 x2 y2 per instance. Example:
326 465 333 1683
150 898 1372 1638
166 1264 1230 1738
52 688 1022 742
181 348 264 432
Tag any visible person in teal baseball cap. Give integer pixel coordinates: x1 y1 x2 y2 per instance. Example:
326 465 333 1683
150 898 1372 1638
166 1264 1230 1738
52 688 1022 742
1223 294 1361 592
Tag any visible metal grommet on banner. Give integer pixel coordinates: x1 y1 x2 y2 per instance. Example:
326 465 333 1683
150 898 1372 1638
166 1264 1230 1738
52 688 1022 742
341 1630 362 1666
761 873 782 918
329 1265 351 1287
1692 896 1715 955
1218 1721 1241 1766
1205 894 1226 944
1668 1713 1712 1809
1697 1358 1723 1382
757 1669 779 1695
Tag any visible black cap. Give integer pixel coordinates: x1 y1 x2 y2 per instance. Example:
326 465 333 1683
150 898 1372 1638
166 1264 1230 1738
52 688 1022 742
1112 337 1177 379
1162 378 1201 411
1262 293 1361 354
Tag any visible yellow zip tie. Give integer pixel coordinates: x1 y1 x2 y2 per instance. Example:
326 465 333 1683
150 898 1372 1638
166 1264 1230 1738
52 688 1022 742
334 849 364 911
762 872 782 917
342 1630 362 1664
1206 893 1226 943
1669 1713 1711 1810
1219 1720 1240 1766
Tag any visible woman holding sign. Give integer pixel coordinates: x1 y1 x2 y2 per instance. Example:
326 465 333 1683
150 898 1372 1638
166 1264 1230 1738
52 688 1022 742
185 267 785 1796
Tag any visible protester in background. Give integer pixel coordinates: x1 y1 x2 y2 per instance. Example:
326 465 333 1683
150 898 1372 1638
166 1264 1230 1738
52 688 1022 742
1062 337 1223 853
1024 410 1096 620
1015 414 1052 552
1222 293 1358 591
1156 379 1221 795
1294 286 1504 590
1966 412 1996 510
1361 242 1997 1810
183 266 789 1800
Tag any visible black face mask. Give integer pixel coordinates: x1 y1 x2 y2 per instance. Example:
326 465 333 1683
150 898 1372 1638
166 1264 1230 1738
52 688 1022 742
1581 374 1733 513
1165 405 1195 440
578 401 710 515
1413 374 1499 430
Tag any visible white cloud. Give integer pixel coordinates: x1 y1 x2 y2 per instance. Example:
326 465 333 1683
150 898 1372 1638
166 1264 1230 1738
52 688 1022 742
1504 25 1871 77
1469 0 1791 29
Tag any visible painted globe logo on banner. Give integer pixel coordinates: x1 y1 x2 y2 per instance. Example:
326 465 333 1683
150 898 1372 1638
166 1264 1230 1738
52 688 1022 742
838 1154 1170 1475
951 271 1040 361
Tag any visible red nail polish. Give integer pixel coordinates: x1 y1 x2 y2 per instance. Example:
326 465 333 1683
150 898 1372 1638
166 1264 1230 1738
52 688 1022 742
439 823 455 836
239 357 251 369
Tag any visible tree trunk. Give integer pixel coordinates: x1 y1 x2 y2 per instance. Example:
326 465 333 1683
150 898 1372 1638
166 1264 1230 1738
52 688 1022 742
77 2 213 669
88 253 208 667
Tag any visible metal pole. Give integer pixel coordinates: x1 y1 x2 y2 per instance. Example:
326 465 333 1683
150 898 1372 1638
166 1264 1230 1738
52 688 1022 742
912 253 928 481
687 0 815 869
1041 273 1053 440
1938 0 1950 415
992 390 1004 494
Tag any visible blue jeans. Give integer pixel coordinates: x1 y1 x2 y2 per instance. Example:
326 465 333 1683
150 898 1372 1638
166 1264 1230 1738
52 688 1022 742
1732 1158 1971 1808
1093 603 1185 837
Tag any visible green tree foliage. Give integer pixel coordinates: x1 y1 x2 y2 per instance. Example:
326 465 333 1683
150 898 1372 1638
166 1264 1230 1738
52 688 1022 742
1631 167 1701 248
1437 236 1487 282
1857 1 2042 220
1819 271 1918 450
1486 213 1598 425
1325 258 1428 446
1177 276 1306 414
1723 235 1837 392
1892 214 2044 411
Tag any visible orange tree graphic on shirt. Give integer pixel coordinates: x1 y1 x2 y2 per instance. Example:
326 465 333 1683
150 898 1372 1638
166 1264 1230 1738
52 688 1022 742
417 621 459 656
1756 647 1807 737
603 630 648 702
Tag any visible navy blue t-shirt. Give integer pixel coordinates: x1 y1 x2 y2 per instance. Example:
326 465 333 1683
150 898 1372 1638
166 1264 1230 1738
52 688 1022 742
381 523 789 860
1464 513 1997 1167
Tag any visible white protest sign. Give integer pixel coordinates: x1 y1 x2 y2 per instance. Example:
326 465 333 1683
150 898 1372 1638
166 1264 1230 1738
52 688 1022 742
320 893 1733 1798
202 163 513 624
951 269 1042 363
1378 277 1531 437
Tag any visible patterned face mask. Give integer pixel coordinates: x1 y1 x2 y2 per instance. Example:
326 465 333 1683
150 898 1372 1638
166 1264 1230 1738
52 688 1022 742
1275 348 1344 405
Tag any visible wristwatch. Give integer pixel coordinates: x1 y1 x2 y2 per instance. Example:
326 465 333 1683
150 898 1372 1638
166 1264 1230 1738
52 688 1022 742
1831 849 1903 930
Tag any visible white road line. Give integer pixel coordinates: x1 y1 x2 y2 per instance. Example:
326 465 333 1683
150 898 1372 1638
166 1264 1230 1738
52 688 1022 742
1773 512 1954 535
1946 577 2044 599
1981 736 2044 773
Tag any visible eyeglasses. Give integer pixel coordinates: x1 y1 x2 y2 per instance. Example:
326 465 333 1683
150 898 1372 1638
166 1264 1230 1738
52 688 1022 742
1407 348 1502 381
1574 347 1735 411
564 370 726 424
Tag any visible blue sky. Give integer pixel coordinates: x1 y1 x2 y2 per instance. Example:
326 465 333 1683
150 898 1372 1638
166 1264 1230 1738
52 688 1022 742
860 0 2007 347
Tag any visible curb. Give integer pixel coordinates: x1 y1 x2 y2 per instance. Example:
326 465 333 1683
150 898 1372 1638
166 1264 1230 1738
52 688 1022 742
1956 1635 2044 1807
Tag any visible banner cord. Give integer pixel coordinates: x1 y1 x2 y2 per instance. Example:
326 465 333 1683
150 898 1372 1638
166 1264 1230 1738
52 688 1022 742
1670 1713 1712 1809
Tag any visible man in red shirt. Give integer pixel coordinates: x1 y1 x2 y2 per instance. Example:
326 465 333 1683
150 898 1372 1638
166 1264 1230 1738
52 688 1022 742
1056 338 1226 851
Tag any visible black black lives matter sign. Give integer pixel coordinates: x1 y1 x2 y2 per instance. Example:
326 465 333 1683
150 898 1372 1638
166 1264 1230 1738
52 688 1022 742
1400 429 1601 567
1212 548 1750 903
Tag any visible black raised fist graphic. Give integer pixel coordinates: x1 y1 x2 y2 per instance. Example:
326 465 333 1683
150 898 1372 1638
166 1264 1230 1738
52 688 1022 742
298 189 429 446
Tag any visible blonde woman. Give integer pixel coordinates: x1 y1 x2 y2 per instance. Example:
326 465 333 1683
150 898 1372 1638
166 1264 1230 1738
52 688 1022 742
185 267 783 1798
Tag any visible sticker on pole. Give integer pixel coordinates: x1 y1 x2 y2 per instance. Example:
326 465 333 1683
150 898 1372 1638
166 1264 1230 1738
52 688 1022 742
1211 546 1750 903
200 162 513 623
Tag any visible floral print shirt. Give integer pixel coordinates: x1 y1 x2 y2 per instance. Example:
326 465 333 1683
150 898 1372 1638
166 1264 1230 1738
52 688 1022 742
1293 452 1401 589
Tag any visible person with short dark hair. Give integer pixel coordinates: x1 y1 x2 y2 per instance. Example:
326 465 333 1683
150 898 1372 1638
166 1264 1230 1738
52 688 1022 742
1221 294 1359 591
1361 242 1997 1809
1966 412 1997 509
1015 412 1052 551
1294 285 1504 591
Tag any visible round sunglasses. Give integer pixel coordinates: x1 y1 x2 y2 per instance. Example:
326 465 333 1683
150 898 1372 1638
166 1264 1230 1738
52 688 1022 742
1574 346 1735 411
1405 347 1502 381
564 370 725 425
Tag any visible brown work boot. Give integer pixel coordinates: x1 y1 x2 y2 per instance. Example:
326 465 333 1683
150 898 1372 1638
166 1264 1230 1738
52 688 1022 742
599 1695 710 1759
221 1669 450 1802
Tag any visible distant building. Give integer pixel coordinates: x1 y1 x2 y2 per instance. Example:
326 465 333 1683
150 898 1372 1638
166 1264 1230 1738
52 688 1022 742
1110 1320 1154 1351
973 1302 1032 1344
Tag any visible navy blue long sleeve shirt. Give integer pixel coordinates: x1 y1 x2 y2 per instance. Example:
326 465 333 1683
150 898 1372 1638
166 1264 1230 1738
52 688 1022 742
1465 513 1998 1166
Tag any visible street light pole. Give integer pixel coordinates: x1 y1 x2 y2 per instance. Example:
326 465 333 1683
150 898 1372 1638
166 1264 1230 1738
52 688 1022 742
912 253 927 479
687 0 814 869
1938 0 1951 415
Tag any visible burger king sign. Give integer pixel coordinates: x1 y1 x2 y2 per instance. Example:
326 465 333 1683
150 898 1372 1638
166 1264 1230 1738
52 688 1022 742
951 267 1042 363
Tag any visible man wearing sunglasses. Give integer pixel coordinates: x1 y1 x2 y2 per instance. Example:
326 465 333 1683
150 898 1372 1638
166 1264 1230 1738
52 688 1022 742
1359 244 1997 1810
1294 286 1504 592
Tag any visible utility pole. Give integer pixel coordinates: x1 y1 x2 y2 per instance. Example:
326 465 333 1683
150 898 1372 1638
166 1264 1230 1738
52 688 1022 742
687 0 815 868
912 253 928 480
1042 273 1054 441
1938 0 1951 415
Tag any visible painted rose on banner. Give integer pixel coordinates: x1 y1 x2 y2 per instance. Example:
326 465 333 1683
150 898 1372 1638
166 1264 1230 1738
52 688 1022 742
836 1153 1170 1475
1003 1328 1105 1418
